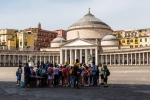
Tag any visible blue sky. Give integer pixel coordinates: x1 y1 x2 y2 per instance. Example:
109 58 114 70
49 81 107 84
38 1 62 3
0 0 150 31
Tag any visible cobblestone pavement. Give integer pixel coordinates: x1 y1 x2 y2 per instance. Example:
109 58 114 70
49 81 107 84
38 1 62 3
0 66 150 100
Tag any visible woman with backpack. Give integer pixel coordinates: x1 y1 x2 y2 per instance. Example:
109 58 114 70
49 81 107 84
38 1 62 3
103 64 109 87
100 64 104 85
16 65 23 86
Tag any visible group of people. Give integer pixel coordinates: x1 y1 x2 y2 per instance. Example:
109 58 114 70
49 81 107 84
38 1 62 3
16 62 110 88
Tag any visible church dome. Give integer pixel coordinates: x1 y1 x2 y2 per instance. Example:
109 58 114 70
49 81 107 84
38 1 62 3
51 37 66 43
101 35 119 46
67 10 112 40
68 11 111 30
69 13 108 27
101 35 118 41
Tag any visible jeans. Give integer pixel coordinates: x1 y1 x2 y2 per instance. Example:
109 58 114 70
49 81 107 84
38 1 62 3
70 75 74 86
93 74 97 86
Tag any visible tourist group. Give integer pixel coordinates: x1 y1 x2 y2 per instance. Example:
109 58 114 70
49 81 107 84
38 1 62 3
16 61 110 89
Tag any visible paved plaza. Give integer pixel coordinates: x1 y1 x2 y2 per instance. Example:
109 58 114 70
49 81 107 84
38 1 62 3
0 66 150 100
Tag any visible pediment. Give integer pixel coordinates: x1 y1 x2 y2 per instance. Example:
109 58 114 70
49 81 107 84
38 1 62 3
63 39 94 46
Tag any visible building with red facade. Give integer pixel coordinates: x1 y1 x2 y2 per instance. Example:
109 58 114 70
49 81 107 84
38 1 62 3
25 23 57 50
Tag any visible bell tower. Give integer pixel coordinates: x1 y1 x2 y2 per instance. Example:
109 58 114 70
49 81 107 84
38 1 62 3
38 22 41 29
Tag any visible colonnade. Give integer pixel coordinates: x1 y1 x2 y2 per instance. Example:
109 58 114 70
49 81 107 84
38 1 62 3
1 51 150 67
0 54 59 67
100 52 150 65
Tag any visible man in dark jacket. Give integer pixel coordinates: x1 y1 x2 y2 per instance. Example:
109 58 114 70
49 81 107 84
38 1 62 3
24 63 31 88
73 65 81 89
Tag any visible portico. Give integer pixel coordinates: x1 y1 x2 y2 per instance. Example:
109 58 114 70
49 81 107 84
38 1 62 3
59 38 99 65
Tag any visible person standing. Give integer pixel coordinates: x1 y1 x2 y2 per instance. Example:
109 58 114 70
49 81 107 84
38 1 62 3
47 65 54 87
103 65 108 87
73 64 81 89
24 63 31 88
54 65 59 86
100 64 104 85
16 65 23 86
91 62 97 86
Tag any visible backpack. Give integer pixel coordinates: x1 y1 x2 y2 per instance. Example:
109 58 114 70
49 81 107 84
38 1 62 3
62 68 67 73
106 69 110 76
40 68 47 76
69 69 73 74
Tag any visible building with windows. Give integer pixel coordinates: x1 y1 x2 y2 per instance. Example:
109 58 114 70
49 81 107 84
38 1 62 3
120 37 140 48
140 36 150 47
0 29 18 50
25 23 58 50
17 30 36 51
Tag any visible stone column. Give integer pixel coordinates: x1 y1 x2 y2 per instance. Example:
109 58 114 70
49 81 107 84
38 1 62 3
9 55 10 66
0 54 2 66
147 52 148 65
4 55 5 66
95 49 98 65
40 55 41 64
18 55 19 66
70 49 72 64
22 55 24 66
127 54 128 65
85 49 87 64
105 55 108 65
35 55 37 66
27 55 29 62
114 54 115 65
75 49 77 62
131 53 132 65
109 54 111 65
118 54 120 65
13 55 15 66
65 49 67 62
60 49 63 64
90 49 92 63
143 53 144 65
49 55 50 63
53 55 54 65
135 53 136 65
57 56 59 64
80 49 82 63
123 54 124 65
139 53 141 65
44 56 45 64
101 55 102 64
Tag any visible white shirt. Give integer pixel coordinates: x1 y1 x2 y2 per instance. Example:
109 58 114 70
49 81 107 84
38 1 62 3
54 67 59 75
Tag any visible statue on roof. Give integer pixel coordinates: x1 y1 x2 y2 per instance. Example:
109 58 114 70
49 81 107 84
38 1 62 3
77 31 80 38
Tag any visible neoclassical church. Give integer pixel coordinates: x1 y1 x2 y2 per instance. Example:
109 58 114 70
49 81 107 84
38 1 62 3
41 10 115 65
0 11 150 66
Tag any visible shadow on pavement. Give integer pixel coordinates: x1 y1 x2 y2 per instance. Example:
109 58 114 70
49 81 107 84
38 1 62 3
0 81 150 100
